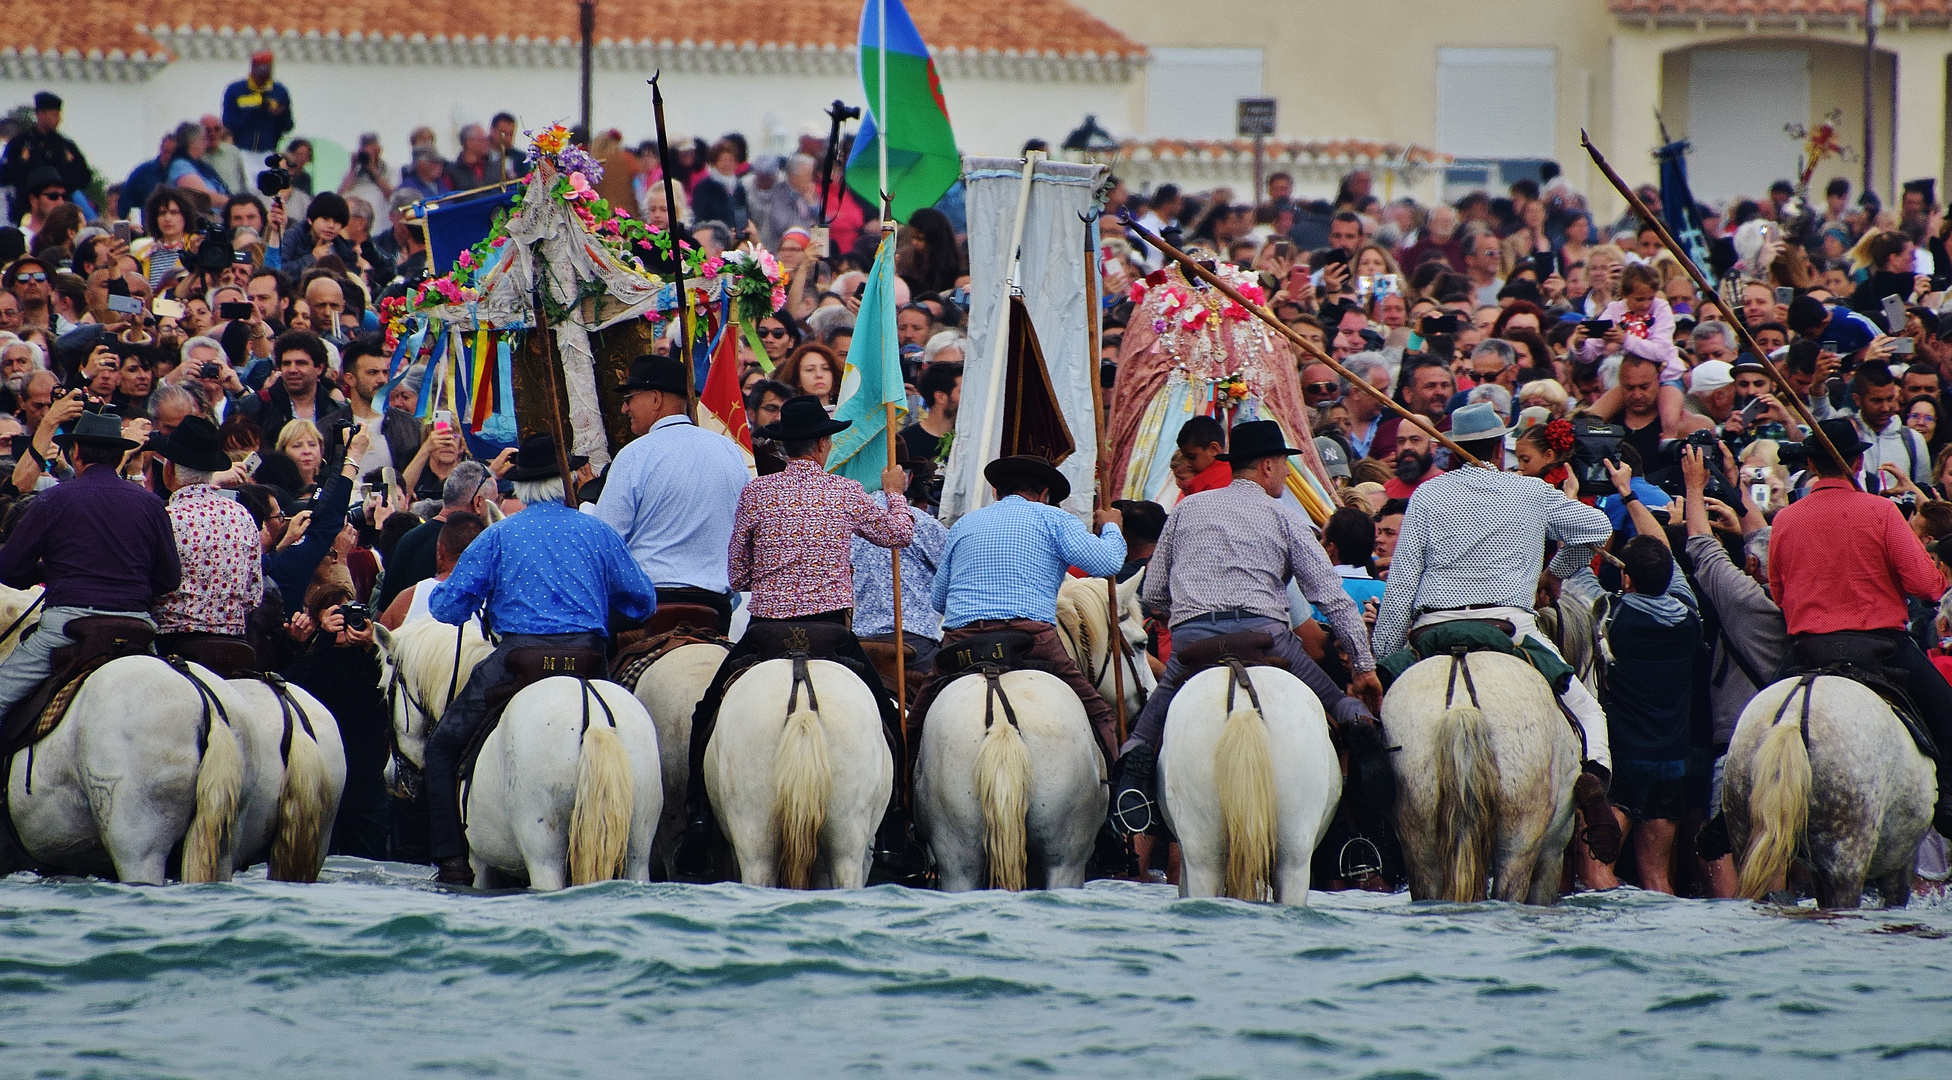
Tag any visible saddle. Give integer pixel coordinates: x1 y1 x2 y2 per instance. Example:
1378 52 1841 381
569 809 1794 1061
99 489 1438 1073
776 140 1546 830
610 603 725 666
610 619 730 686
1782 633 1939 760
1171 631 1290 675
859 638 919 704
1377 618 1574 694
937 629 1036 676
719 618 873 700
0 615 155 758
163 634 260 679
459 644 611 790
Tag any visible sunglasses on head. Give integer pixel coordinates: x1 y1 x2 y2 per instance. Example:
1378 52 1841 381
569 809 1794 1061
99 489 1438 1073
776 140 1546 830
14 272 46 284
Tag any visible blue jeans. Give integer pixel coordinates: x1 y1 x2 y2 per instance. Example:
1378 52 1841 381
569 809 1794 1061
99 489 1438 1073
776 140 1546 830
0 606 157 719
1121 615 1370 756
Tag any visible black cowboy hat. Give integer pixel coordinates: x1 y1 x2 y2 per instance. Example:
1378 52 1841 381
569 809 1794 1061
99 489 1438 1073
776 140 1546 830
983 454 1070 505
613 353 690 397
1219 419 1302 463
154 415 232 473
52 408 139 452
1811 418 1870 461
753 394 850 442
504 431 588 482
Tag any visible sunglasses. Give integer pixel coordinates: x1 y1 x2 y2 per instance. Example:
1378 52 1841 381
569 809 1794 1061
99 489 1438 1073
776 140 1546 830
756 327 791 339
34 191 65 201
14 272 47 284
1303 381 1340 395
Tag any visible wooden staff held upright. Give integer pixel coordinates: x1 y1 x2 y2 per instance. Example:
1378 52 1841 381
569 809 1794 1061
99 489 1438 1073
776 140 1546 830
1082 213 1130 744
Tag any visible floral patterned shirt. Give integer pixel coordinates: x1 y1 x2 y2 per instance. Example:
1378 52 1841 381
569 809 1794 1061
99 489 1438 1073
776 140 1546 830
153 484 265 635
729 459 914 619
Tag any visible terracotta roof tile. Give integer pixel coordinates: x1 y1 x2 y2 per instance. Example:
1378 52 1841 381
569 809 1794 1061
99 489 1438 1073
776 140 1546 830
1609 0 1952 20
8 0 1143 61
1118 138 1450 165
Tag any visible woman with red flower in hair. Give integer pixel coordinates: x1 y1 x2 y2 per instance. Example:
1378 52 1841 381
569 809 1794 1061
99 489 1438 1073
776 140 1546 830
1514 418 1578 491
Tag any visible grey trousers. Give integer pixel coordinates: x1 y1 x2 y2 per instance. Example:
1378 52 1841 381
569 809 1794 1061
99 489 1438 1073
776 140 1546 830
1121 615 1371 756
0 606 157 719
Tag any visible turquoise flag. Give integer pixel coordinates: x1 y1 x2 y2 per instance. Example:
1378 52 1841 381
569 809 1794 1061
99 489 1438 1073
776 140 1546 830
827 233 906 486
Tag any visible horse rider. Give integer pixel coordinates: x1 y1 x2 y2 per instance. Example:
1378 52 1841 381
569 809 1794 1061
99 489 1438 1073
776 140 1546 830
1767 419 1952 839
0 409 179 738
424 432 658 885
1371 403 1625 863
676 395 911 873
593 354 750 631
911 454 1127 760
1109 420 1387 834
151 416 264 658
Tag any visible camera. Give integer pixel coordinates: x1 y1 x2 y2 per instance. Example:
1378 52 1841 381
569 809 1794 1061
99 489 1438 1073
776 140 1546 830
1567 420 1628 498
193 222 234 274
1650 429 1738 504
255 153 291 197
1420 313 1460 337
198 362 222 381
338 602 371 632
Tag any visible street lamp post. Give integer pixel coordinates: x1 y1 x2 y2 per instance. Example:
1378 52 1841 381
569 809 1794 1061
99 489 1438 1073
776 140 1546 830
579 0 595 139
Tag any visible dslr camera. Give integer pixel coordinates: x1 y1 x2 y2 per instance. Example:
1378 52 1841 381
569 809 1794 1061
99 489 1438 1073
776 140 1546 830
1566 419 1628 498
338 602 371 632
193 222 234 274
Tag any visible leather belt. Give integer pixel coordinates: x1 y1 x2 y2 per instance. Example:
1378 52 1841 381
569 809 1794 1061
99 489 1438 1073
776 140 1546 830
1176 607 1267 627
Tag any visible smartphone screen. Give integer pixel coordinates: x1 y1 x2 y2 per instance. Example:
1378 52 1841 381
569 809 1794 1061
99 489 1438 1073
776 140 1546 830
1775 286 1794 306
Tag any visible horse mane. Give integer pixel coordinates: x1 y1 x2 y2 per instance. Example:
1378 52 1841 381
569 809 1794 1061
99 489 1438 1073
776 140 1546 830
392 617 492 715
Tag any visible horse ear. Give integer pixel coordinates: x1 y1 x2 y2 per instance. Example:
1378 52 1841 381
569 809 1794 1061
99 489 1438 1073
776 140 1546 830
372 622 393 656
1116 569 1143 609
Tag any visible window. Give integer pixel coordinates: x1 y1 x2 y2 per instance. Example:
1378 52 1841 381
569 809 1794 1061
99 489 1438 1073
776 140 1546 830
1436 47 1557 161
1144 48 1265 138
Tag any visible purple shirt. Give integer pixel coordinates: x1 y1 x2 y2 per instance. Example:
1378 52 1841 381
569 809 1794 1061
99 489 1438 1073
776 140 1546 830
0 464 181 610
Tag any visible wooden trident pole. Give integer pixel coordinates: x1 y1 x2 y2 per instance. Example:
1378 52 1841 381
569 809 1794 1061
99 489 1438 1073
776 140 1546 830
1120 214 1487 469
1081 212 1129 745
1578 130 1852 479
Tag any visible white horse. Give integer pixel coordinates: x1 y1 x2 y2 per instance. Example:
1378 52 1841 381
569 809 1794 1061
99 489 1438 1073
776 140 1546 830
4 656 244 884
1159 662 1340 904
225 676 346 882
378 622 662 890
705 657 891 889
0 584 44 661
1057 572 1156 721
915 669 1107 891
1382 651 1581 904
628 641 728 878
1725 675 1937 908
462 677 662 889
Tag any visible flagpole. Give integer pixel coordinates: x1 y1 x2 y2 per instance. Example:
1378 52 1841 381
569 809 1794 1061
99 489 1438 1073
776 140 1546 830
975 150 1042 509
649 71 698 421
1080 211 1129 745
877 0 889 209
880 198 907 745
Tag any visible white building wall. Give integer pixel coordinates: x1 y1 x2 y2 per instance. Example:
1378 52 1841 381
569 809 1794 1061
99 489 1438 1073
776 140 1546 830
2 49 1137 189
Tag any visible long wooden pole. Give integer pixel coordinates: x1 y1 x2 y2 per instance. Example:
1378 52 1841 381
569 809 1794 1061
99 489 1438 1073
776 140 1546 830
529 281 575 494
1577 130 1851 478
881 203 906 743
1081 213 1129 744
648 72 697 420
1120 214 1486 469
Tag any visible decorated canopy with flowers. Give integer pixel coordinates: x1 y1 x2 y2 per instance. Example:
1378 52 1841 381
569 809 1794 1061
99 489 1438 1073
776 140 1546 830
397 123 783 467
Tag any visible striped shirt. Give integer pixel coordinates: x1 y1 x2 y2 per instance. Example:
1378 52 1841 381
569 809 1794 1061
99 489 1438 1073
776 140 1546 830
729 458 914 619
933 496 1125 629
1374 466 1612 656
1144 478 1374 672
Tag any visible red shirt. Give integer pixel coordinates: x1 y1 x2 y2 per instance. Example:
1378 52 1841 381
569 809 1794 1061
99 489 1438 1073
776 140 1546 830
1383 468 1445 501
1180 459 1232 496
1769 478 1944 635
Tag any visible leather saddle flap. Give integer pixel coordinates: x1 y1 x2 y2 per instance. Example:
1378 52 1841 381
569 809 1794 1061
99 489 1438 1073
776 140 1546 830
1789 631 1897 677
742 619 854 661
53 616 156 668
167 636 259 679
504 646 608 693
1173 631 1289 674
642 604 723 638
937 630 1035 676
1406 618 1516 656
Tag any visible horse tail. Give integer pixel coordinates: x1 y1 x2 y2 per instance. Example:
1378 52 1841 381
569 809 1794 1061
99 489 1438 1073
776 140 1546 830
268 719 332 882
182 715 243 883
1738 717 1810 901
974 695 1032 891
568 695 635 886
1214 688 1277 902
1432 703 1500 902
770 698 831 890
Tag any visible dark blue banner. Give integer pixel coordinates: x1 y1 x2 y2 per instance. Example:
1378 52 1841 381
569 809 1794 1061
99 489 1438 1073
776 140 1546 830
424 186 519 276
1655 140 1713 273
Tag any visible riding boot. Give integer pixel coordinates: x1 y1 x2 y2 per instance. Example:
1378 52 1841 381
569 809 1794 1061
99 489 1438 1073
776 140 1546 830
673 789 719 879
435 856 473 886
1574 765 1622 865
1340 717 1397 815
872 789 926 881
1108 743 1157 836
1935 762 1952 840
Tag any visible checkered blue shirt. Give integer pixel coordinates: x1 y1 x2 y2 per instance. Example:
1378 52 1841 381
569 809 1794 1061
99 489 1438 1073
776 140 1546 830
933 496 1125 629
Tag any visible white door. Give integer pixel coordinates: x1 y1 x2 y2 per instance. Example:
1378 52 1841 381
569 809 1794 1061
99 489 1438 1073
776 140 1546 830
1686 49 1811 204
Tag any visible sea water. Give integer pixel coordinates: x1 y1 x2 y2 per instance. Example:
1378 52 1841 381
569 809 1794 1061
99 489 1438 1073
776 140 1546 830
2 861 1949 1079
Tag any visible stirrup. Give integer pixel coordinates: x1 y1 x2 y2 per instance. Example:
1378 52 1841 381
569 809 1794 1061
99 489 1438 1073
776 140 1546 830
1338 836 1383 882
1111 785 1155 836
